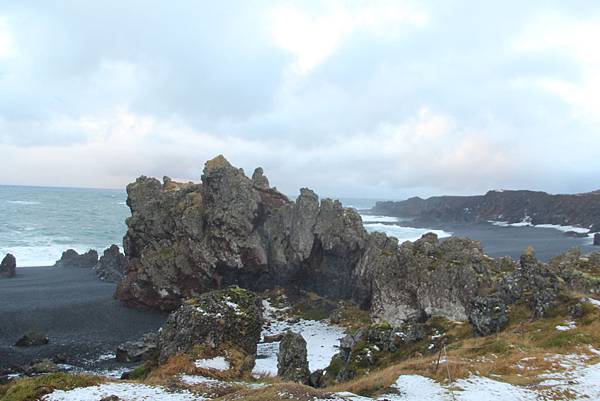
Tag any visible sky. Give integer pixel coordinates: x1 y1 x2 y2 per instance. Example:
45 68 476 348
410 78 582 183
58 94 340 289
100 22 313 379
0 1 599 199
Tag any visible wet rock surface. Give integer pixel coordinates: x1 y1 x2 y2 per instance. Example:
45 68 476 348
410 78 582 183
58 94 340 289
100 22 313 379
157 286 262 364
54 249 98 268
277 331 310 384
0 253 16 278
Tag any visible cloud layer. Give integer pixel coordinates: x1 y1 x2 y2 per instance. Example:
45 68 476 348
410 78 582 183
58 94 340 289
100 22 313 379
0 1 599 199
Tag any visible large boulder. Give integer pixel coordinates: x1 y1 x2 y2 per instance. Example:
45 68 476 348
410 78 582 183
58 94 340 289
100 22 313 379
0 254 16 278
594 233 600 246
95 245 128 283
54 249 98 268
277 331 310 384
116 332 158 363
157 287 262 364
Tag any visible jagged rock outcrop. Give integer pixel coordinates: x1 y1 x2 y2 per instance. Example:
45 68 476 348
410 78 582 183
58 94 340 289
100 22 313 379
364 233 508 325
277 331 310 384
95 245 128 283
373 189 600 232
114 155 600 337
549 248 600 295
0 254 16 278
116 332 158 363
54 249 98 268
157 286 262 364
116 155 367 311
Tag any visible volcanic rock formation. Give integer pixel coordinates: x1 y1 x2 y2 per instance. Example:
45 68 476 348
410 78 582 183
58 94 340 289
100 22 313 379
54 249 98 268
0 254 16 278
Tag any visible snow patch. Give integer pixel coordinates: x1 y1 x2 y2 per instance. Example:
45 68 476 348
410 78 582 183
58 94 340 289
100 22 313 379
43 383 205 401
253 300 345 376
194 356 230 371
555 321 577 331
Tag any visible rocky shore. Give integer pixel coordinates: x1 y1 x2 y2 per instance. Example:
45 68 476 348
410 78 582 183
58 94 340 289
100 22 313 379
372 189 600 232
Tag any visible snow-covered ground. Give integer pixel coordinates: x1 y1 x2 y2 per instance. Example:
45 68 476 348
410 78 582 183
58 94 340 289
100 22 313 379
194 356 230 371
253 300 346 376
43 383 206 401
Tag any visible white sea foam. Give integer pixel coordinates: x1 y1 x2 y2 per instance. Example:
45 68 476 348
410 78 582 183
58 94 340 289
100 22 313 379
489 218 591 236
6 200 41 205
364 223 452 242
359 214 400 223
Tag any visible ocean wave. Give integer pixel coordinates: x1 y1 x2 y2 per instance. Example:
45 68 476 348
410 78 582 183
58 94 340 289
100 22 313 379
489 219 590 234
6 200 41 205
364 223 452 242
359 214 400 223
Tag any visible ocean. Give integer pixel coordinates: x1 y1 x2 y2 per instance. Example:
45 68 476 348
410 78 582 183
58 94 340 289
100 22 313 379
0 185 129 266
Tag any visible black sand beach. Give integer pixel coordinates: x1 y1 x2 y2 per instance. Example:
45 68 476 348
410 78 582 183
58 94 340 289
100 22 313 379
0 266 166 370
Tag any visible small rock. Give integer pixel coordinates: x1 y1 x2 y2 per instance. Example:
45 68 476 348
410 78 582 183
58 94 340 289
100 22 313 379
277 331 310 384
116 332 158 363
25 358 59 375
54 249 98 268
569 303 585 319
594 233 600 246
309 369 324 388
469 296 509 336
263 333 284 343
15 331 49 347
0 253 16 278
94 245 128 283
100 396 121 401
52 353 68 364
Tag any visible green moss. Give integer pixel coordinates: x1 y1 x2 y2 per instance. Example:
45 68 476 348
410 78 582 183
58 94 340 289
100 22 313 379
0 373 102 401
128 364 152 380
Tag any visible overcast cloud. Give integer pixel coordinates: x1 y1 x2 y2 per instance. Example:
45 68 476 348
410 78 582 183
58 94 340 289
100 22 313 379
0 1 599 199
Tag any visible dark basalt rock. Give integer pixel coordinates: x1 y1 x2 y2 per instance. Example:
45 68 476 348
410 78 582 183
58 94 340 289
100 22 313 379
116 332 158 363
15 331 49 347
594 233 600 246
54 249 98 268
95 245 128 283
24 358 60 375
113 155 600 338
277 331 310 384
372 189 600 230
469 296 509 336
0 253 16 278
157 286 262 364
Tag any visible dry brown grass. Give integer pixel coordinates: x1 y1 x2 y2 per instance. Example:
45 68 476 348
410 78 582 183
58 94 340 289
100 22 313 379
327 300 600 396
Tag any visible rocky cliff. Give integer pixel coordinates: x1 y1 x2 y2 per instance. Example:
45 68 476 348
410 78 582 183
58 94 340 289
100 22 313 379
116 155 368 311
115 156 600 334
372 190 600 232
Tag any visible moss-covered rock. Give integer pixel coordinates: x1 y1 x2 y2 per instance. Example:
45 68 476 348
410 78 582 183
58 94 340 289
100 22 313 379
158 286 263 365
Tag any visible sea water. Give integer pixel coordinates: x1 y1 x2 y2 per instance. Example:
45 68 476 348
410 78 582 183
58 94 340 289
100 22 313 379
0 185 128 266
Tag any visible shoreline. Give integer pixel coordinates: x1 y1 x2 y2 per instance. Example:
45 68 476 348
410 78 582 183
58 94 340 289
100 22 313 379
0 266 166 371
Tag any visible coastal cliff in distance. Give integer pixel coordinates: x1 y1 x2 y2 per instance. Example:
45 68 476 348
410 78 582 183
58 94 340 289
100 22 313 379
372 189 600 232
